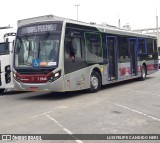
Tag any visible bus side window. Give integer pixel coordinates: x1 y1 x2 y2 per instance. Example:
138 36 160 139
69 38 76 60
146 39 154 54
65 37 73 59
138 39 146 54
154 39 158 52
65 37 82 61
84 33 103 63
72 38 82 58
118 36 129 63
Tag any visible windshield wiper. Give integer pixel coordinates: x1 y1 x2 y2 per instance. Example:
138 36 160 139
37 41 41 59
27 41 31 61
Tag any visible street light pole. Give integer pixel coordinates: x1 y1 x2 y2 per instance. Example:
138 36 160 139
75 4 80 21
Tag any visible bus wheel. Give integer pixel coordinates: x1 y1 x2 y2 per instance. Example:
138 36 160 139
0 89 5 95
140 65 146 80
89 71 101 92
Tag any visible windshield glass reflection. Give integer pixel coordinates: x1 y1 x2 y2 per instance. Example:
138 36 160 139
15 34 60 68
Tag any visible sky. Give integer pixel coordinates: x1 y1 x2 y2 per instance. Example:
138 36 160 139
0 0 160 30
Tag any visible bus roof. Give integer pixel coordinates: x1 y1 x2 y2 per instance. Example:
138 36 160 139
17 14 156 39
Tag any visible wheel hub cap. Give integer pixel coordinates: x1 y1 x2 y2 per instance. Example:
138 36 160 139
91 76 98 89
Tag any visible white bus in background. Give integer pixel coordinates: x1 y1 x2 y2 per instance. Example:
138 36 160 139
0 27 16 94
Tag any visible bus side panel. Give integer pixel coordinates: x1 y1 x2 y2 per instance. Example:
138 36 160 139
138 54 158 75
146 60 158 75
138 38 159 75
64 68 89 91
118 62 132 80
137 61 143 76
64 65 102 91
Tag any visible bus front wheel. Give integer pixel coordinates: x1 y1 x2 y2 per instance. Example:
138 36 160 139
89 71 101 93
140 65 146 80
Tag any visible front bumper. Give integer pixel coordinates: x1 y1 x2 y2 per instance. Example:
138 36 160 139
13 77 64 92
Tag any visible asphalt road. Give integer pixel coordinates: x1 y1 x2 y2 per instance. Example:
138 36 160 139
0 71 160 143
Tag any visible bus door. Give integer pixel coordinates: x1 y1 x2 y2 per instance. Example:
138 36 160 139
106 36 117 80
129 38 137 76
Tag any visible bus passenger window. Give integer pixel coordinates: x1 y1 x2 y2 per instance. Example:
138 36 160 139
64 37 70 58
72 38 82 58
65 37 82 61
84 33 103 63
147 39 154 54
138 39 146 54
154 39 158 52
68 38 76 61
118 36 129 63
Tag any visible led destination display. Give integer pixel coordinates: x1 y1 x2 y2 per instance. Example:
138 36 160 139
17 23 62 35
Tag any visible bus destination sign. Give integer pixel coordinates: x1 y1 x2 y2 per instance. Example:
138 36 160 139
19 23 62 35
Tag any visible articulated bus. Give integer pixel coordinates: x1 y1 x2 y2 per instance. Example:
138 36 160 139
13 15 158 92
0 28 16 94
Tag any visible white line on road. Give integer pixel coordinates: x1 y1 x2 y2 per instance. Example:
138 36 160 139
131 90 160 97
31 111 53 118
107 101 160 122
45 114 83 143
31 112 83 143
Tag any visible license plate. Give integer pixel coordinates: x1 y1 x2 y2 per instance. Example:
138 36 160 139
29 87 38 91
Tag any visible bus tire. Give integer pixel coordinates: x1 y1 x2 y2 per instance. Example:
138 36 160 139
89 71 101 93
140 65 146 80
0 89 5 95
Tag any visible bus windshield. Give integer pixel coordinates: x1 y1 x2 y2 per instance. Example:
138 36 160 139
15 34 60 68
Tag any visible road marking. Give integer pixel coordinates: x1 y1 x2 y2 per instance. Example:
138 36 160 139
107 101 160 122
132 90 160 97
31 112 83 143
31 111 53 118
46 114 83 143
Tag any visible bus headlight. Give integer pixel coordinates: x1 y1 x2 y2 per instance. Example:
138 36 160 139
13 72 20 82
48 71 61 82
55 72 60 78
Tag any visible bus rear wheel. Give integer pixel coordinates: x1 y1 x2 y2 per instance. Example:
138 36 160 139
89 71 101 93
140 65 146 80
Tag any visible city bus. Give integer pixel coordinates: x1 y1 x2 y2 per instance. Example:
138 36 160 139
0 27 16 94
13 15 158 92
